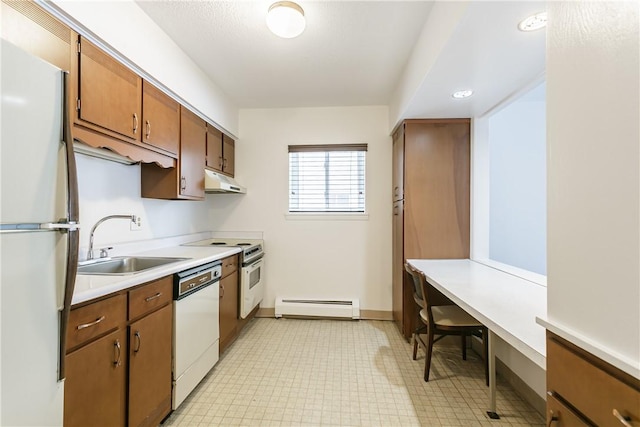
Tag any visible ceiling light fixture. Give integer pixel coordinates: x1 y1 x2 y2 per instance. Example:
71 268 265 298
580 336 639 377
266 1 306 39
518 12 547 32
452 90 473 99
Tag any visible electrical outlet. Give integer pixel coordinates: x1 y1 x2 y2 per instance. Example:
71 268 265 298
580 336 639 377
130 216 142 231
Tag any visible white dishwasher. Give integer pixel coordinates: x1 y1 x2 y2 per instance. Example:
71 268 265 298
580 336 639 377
172 260 222 409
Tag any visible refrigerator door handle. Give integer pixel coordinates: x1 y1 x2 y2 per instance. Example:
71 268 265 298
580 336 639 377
0 221 80 233
58 71 80 382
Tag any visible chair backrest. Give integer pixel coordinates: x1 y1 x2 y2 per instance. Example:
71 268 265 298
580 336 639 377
405 262 455 325
405 262 424 303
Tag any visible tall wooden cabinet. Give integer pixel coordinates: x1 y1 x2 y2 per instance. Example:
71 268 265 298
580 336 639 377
392 119 470 340
219 255 239 353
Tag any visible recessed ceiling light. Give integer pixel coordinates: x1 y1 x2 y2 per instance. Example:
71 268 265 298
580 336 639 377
452 90 473 99
266 1 306 39
518 12 547 32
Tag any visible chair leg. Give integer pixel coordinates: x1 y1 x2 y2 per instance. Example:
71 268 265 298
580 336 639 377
461 335 467 360
412 332 419 360
424 326 435 382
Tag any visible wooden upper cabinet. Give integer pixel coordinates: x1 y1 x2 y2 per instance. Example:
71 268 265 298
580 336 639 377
1 0 75 72
141 81 179 156
78 37 142 140
206 125 223 172
392 125 404 202
222 134 235 177
179 107 206 198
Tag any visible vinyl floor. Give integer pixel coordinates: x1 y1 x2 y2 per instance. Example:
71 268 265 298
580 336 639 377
163 318 545 426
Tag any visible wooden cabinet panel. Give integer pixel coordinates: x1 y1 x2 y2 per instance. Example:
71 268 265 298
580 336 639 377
128 276 172 320
64 328 127 427
404 121 470 259
206 125 223 172
222 134 235 176
180 106 206 198
391 119 470 340
1 0 74 72
219 271 239 353
66 294 126 351
392 200 404 330
128 304 172 427
78 38 142 140
142 81 179 155
547 333 640 426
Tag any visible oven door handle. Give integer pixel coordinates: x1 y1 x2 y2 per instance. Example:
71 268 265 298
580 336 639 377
244 255 264 268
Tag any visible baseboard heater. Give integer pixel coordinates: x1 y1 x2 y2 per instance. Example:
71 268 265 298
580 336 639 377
274 297 360 319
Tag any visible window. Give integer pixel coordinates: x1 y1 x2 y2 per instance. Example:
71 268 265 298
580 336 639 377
288 144 366 213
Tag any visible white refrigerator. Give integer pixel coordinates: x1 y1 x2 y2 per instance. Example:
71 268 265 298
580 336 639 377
1 40 80 425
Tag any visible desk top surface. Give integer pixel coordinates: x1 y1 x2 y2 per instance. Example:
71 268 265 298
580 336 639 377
407 259 547 368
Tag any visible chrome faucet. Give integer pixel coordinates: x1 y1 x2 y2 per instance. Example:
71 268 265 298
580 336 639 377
86 214 137 260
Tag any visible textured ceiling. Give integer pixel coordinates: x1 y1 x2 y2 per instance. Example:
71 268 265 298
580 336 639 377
135 1 433 108
135 1 546 118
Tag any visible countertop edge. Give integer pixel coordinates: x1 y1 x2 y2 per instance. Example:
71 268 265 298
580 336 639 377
71 245 242 306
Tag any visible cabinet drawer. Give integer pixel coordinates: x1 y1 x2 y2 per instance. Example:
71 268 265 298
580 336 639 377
547 335 640 426
67 294 126 351
547 393 592 426
222 254 239 277
128 276 172 320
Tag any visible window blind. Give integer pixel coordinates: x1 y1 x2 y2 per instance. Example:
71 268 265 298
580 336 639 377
289 144 367 213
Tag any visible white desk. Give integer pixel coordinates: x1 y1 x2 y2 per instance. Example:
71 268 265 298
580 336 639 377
407 259 547 419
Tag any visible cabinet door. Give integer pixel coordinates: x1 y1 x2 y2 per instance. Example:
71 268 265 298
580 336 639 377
392 200 404 332
64 328 127 427
222 134 235 177
129 304 172 427
142 81 179 156
404 121 470 259
78 37 142 140
206 125 223 172
392 125 404 202
219 271 239 353
180 107 206 198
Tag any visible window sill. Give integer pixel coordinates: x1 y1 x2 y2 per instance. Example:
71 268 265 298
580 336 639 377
472 258 547 287
285 212 369 221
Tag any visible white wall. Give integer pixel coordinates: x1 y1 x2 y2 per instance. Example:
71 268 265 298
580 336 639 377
46 0 239 136
208 106 393 313
488 83 546 275
388 1 469 131
76 154 212 259
546 2 640 373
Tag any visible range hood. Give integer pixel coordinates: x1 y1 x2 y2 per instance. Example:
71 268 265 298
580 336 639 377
205 170 246 194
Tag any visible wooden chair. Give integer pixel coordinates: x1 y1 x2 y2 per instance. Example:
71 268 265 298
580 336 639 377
407 267 427 360
405 262 489 385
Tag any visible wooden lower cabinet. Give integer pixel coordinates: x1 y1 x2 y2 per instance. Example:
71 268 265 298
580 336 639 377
546 331 640 426
65 277 173 427
64 328 127 427
219 270 239 353
219 255 239 353
129 304 172 427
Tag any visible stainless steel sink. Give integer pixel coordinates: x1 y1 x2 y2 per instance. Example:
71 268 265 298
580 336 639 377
77 256 189 275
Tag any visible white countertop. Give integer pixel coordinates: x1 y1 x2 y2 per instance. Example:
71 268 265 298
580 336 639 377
407 259 547 369
72 244 241 306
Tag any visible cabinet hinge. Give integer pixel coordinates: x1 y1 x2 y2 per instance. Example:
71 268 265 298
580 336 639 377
76 99 80 111
77 42 81 54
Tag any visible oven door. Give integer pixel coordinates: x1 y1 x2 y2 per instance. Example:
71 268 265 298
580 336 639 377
240 257 264 319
